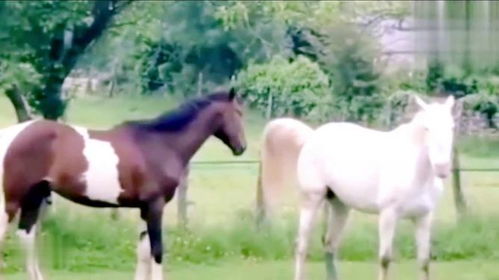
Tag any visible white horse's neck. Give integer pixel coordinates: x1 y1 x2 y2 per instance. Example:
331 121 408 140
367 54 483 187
390 121 434 185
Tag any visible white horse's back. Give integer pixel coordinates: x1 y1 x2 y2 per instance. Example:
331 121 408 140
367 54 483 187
298 121 442 214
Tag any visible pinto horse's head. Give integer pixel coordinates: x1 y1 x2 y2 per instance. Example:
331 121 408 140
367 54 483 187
413 95 456 178
213 88 247 156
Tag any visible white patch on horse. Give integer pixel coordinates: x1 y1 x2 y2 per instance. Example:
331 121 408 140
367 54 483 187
0 120 37 216
134 223 151 280
72 126 122 204
150 261 163 280
17 227 44 280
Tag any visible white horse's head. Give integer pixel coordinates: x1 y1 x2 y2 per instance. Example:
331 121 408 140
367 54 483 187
413 95 456 178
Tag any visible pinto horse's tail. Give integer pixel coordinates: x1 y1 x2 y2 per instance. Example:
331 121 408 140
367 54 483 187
256 118 313 226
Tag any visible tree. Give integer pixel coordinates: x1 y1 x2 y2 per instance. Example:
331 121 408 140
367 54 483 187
136 1 289 96
0 0 133 120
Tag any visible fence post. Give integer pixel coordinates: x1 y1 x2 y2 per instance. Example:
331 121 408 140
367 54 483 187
177 166 190 228
255 161 268 228
266 92 273 119
452 146 468 220
197 72 203 97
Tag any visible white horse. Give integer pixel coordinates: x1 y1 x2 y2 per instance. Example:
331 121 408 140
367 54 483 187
294 95 455 280
256 118 313 225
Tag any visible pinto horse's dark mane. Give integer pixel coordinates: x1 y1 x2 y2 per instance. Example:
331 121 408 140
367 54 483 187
126 91 235 132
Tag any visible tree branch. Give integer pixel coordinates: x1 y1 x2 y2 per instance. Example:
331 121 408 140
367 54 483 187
62 0 133 71
4 84 32 122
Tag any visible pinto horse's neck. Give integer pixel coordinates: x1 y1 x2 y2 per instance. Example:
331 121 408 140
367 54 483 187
133 104 223 165
171 105 222 162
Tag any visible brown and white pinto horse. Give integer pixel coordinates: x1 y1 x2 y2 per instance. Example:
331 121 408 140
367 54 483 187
0 89 246 280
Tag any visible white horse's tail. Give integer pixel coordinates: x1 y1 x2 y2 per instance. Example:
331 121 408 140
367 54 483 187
256 118 313 225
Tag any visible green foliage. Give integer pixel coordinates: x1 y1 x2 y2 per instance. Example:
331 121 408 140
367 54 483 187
462 93 499 128
0 1 91 117
235 55 329 119
0 1 132 119
310 22 384 124
135 1 293 96
3 207 499 273
0 61 41 94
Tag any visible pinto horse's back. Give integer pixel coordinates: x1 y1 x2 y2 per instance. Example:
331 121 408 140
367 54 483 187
256 118 313 224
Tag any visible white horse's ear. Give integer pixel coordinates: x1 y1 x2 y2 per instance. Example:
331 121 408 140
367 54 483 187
414 95 428 110
444 95 455 109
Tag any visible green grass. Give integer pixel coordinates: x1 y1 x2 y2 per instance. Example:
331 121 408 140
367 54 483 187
5 260 499 280
0 95 498 278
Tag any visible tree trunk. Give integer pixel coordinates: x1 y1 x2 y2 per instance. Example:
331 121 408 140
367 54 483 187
39 77 67 120
35 0 131 120
4 85 32 122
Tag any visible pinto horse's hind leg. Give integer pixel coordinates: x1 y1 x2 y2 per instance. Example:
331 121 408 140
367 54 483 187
323 197 350 280
0 207 9 270
17 181 51 280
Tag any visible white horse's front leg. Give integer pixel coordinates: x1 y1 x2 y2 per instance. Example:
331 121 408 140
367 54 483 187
294 192 324 280
414 213 433 280
378 208 398 280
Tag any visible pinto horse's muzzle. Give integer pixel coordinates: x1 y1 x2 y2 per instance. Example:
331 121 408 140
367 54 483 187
232 145 246 156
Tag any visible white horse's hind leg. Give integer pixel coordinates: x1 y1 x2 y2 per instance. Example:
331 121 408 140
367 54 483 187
294 192 324 280
414 213 433 280
134 223 151 280
378 209 398 280
323 198 350 280
17 226 43 280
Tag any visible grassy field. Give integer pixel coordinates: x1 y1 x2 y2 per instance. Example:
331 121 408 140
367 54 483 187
0 95 498 279
5 260 499 280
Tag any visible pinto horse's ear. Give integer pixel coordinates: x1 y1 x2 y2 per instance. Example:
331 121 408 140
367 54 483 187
414 95 428 110
229 87 237 101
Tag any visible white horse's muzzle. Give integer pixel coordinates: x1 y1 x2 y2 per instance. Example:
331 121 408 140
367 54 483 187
434 163 451 178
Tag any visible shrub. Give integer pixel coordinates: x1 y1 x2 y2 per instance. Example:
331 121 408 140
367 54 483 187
235 55 330 119
461 93 498 129
308 22 385 124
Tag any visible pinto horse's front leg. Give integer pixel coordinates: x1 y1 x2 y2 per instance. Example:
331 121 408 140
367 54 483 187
135 198 165 280
134 223 152 280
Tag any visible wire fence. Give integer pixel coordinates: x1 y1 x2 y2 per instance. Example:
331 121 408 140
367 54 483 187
190 160 499 173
